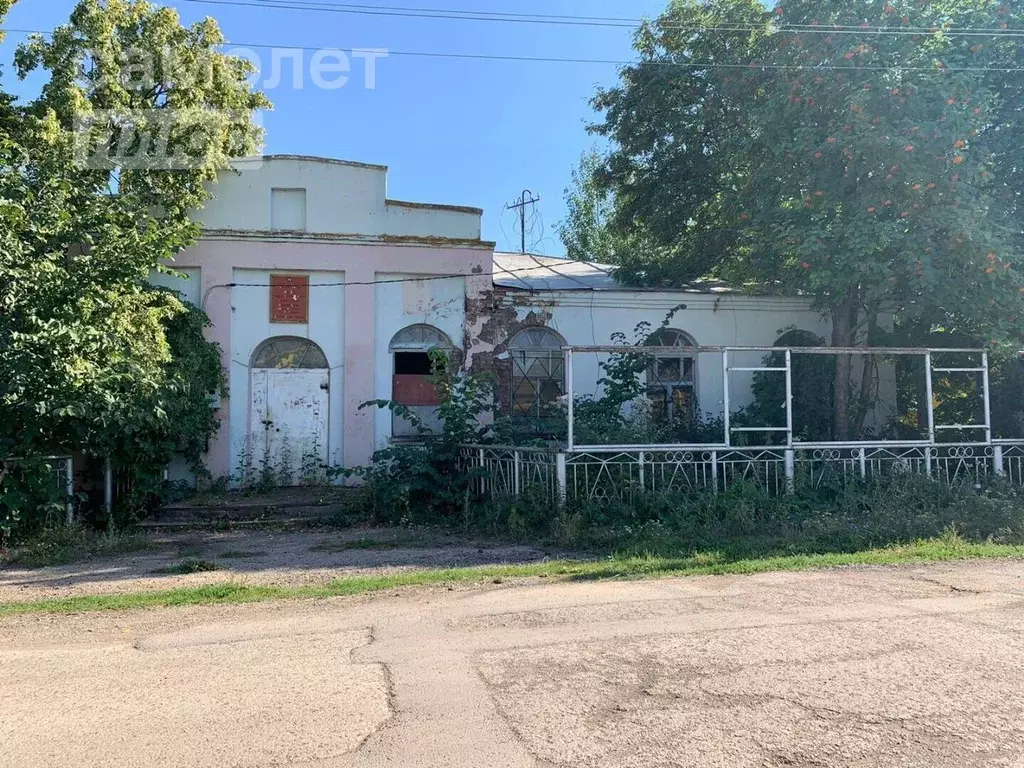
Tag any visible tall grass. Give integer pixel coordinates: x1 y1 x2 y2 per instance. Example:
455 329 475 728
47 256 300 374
463 475 1024 557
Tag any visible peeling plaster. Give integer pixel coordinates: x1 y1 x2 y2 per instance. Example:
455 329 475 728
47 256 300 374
465 286 559 409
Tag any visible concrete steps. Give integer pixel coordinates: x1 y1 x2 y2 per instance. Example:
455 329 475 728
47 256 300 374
141 488 361 530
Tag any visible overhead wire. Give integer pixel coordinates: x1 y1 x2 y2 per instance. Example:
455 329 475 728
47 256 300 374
180 0 1024 39
3 24 1024 72
198 253 594 309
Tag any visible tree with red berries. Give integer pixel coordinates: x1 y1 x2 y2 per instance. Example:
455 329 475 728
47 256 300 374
585 0 1024 437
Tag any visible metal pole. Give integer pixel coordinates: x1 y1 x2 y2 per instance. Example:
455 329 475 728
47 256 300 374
513 450 521 497
994 445 1005 477
637 451 646 491
924 351 936 445
64 458 75 525
722 350 731 447
103 458 113 520
981 351 992 444
565 348 575 451
710 450 718 493
859 447 867 479
784 348 794 448
555 452 567 504
479 448 486 495
784 449 795 494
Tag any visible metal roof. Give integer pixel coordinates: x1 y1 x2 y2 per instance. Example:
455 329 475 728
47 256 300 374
492 252 750 294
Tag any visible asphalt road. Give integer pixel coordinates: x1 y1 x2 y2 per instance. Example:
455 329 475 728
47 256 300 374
3 560 1024 767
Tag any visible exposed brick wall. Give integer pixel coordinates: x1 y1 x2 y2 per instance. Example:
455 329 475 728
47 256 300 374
464 285 556 411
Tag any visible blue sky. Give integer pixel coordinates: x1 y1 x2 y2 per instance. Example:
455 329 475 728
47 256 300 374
1 0 666 254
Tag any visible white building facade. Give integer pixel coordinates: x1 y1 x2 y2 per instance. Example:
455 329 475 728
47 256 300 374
154 156 846 485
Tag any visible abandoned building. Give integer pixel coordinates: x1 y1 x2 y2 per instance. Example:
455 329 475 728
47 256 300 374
156 155 837 485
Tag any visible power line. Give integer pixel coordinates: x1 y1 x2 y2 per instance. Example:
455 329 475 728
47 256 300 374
6 26 1024 72
198 256 599 309
181 0 1024 38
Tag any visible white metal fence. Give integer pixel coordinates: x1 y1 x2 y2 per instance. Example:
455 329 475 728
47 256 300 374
564 345 994 452
460 442 1024 504
2 455 76 523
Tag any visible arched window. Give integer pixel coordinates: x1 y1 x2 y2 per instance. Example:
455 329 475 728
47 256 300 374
252 337 328 369
509 327 566 420
645 328 697 422
766 328 834 442
389 324 454 352
389 326 455 437
389 324 454 377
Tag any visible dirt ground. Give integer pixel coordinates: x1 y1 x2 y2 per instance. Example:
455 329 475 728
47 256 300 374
3 559 1024 767
0 528 557 602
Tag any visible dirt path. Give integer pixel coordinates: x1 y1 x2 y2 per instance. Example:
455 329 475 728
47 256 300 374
0 528 558 602
3 560 1024 767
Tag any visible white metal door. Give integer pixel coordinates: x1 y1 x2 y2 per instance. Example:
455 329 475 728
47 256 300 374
250 369 329 485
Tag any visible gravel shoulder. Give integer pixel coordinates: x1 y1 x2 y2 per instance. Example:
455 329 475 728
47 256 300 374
0 528 561 603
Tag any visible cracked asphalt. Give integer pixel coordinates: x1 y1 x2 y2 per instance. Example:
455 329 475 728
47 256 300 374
3 559 1024 767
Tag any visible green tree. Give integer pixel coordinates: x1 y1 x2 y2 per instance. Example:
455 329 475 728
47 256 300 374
0 0 269 512
590 0 1024 437
557 149 622 263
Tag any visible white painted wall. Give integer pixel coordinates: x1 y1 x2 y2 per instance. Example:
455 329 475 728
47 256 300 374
508 291 832 419
147 267 204 485
373 274 467 448
194 156 482 240
229 269 346 476
149 267 201 306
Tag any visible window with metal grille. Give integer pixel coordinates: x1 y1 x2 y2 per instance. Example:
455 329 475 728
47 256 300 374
508 327 566 421
646 328 697 422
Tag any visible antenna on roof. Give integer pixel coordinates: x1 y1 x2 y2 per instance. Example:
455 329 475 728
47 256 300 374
505 189 540 254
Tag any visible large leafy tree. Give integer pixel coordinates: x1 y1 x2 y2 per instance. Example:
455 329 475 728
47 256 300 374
0 0 269 487
586 0 1024 437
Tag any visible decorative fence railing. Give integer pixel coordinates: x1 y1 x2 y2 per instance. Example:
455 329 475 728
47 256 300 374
2 455 76 523
460 442 1024 504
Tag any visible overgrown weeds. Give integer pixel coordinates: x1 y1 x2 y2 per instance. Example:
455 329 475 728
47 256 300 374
1 525 156 568
353 471 1024 561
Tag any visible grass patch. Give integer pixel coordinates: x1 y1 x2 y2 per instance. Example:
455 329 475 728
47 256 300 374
151 558 223 575
216 550 267 559
3 534 1022 616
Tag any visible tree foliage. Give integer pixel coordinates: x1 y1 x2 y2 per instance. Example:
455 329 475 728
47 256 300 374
557 150 623 263
0 0 269 521
585 0 1024 436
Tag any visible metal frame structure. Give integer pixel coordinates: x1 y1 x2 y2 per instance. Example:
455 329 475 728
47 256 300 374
565 345 993 453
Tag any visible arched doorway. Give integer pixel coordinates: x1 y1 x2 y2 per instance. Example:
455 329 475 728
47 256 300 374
249 337 330 485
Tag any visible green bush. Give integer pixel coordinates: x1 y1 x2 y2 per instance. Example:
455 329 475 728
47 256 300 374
0 457 69 544
344 349 507 525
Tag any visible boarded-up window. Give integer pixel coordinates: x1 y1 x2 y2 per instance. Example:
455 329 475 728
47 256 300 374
271 188 307 231
389 324 454 438
270 275 309 324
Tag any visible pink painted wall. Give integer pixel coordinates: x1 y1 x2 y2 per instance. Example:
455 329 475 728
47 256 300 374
171 236 494 478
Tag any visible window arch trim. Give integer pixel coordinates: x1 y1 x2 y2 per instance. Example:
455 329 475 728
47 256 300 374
389 324 455 351
251 336 328 369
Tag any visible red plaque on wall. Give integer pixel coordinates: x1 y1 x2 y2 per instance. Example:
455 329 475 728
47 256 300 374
270 274 309 323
